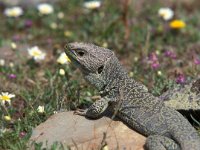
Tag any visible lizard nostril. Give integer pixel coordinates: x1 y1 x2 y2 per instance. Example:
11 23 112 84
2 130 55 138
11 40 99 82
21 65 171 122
64 44 71 50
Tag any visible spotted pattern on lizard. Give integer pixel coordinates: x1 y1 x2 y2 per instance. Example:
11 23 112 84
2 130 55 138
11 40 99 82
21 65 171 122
64 42 200 150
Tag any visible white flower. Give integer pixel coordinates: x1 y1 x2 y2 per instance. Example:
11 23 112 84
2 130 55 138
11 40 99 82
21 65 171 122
50 22 58 29
59 69 65 76
156 50 160 55
9 62 14 68
57 12 64 19
28 46 46 61
11 42 17 49
83 1 101 9
53 111 58 114
4 6 23 17
37 3 54 15
134 57 138 62
0 59 5 66
57 52 71 65
0 92 15 105
158 8 174 21
129 72 134 77
102 42 108 48
157 71 162 76
37 105 45 113
102 145 109 150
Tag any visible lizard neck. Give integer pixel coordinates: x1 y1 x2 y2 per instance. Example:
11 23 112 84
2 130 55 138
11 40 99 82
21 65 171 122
101 56 129 93
102 69 160 106
100 56 160 106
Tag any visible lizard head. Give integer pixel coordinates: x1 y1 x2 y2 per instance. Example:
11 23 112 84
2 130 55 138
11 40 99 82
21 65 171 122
64 42 116 91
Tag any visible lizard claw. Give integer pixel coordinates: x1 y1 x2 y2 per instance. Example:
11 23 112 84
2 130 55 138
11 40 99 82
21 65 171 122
74 108 88 116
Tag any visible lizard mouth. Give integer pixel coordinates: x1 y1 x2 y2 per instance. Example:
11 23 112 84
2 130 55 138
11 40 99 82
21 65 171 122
64 44 89 73
64 44 79 64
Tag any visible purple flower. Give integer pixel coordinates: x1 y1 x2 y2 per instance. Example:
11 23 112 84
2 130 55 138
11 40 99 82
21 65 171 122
148 52 160 69
194 57 200 65
176 74 185 84
8 74 16 79
164 50 176 59
24 19 33 28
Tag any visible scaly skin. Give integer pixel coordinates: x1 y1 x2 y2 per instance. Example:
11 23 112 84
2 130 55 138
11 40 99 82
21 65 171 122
64 42 200 150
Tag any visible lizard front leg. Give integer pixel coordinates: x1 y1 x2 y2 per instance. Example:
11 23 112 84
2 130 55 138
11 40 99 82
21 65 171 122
74 97 110 119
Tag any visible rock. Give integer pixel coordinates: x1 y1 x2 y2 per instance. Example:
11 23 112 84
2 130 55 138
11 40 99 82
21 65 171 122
161 79 200 110
29 111 146 150
160 79 200 124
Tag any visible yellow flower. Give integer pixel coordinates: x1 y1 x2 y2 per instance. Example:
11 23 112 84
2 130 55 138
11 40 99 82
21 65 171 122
0 92 15 105
57 52 71 64
4 6 23 17
59 68 65 75
37 3 54 15
169 20 186 29
4 115 11 121
28 46 46 61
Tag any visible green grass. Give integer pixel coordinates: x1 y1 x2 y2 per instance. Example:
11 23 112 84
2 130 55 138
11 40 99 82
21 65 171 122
0 0 200 149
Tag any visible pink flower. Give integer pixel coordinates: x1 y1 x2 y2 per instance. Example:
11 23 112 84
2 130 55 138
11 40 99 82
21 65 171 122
12 35 21 41
8 74 16 79
164 50 176 59
176 74 185 84
149 52 158 62
151 62 160 69
148 52 160 69
194 57 200 65
19 131 26 138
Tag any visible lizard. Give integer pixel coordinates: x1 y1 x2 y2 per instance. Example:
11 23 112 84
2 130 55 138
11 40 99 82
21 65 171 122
64 42 200 150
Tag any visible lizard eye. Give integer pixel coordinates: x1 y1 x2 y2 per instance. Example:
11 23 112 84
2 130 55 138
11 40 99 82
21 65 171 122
76 50 85 57
98 65 104 74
